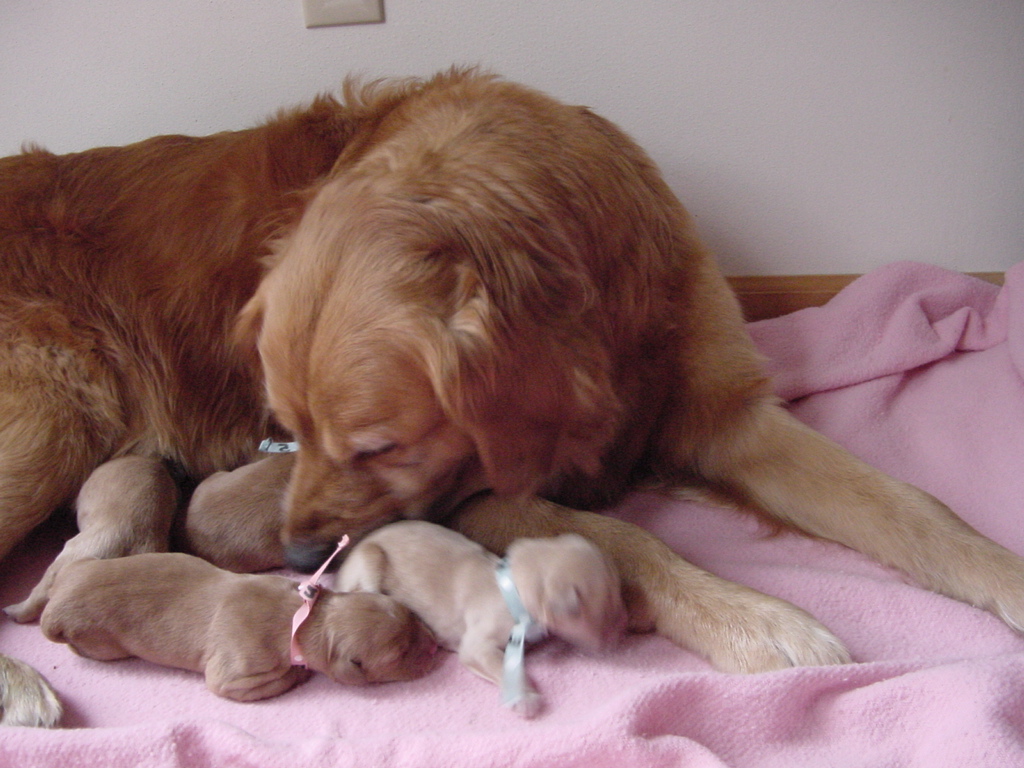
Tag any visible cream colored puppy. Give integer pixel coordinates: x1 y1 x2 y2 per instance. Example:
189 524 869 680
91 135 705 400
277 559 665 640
338 520 626 717
5 456 179 624
40 552 438 702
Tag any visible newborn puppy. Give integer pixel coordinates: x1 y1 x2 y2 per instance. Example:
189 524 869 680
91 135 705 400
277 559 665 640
40 552 437 702
5 456 179 624
338 521 626 717
182 453 292 572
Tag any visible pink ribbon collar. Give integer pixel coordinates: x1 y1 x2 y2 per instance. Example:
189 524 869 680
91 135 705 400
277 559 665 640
290 536 350 668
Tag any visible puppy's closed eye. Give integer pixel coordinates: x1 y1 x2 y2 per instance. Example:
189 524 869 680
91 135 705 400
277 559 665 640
552 587 582 619
340 656 368 684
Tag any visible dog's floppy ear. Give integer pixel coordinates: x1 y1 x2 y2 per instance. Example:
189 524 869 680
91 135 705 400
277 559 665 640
234 289 265 355
424 265 621 496
233 235 293 359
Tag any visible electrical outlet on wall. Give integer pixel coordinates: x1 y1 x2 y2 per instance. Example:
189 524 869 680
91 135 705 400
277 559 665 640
302 0 384 28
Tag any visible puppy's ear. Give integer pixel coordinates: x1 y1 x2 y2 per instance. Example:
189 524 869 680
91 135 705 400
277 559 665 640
539 585 582 626
424 266 621 496
338 543 388 594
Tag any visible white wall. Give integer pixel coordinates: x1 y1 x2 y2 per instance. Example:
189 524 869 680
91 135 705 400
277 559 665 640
2 1 1022 275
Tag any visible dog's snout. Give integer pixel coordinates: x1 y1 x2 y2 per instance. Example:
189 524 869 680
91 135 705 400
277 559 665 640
284 540 343 574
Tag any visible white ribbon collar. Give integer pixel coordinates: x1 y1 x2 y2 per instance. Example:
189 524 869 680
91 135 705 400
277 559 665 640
259 438 299 454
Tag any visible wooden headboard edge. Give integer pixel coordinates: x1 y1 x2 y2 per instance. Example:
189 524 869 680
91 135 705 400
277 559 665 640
727 272 1004 322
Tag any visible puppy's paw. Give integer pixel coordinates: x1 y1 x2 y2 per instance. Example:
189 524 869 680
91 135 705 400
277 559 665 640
506 689 544 719
0 655 62 728
4 592 47 624
5 536 106 624
4 552 71 624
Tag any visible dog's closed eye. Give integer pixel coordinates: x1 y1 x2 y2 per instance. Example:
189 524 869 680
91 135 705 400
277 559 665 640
355 443 397 461
348 429 398 461
353 440 428 470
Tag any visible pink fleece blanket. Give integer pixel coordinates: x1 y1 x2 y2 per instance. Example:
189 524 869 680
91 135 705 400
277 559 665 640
5 260 1024 767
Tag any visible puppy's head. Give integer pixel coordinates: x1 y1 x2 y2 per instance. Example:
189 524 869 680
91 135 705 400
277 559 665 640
319 592 437 684
506 534 626 652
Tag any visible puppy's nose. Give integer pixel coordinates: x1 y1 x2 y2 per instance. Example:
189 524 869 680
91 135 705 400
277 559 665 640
412 623 440 673
285 540 343 574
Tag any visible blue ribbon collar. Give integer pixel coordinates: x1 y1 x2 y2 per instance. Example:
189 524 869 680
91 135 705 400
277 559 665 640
495 557 545 708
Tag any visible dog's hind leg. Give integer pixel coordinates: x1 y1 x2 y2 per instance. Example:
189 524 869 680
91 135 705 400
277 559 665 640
0 387 115 565
0 399 86 729
0 335 123 727
0 402 103 728
0 312 126 559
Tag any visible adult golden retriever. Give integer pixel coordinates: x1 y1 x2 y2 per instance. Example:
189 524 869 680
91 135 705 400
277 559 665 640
3 68 1024 726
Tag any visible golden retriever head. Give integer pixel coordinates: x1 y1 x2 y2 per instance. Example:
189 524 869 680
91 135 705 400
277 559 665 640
238 73 628 571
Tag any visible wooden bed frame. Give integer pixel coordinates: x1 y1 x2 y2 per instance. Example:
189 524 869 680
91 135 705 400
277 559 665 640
728 272 1004 322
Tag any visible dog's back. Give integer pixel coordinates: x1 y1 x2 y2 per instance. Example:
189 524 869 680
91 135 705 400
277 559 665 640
0 96 358 514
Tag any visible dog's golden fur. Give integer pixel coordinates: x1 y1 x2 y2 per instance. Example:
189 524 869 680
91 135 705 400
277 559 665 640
4 68 1024 726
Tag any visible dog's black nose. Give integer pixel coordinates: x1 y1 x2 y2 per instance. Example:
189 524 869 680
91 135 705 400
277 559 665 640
285 540 343 574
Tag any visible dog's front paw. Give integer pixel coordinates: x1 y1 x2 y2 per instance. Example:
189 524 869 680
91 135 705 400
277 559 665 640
712 598 852 673
936 546 1024 636
0 654 62 727
651 567 850 673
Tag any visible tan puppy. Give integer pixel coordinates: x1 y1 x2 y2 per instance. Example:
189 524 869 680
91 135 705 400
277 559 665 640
183 453 292 572
338 520 626 717
5 456 179 624
40 552 438 702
